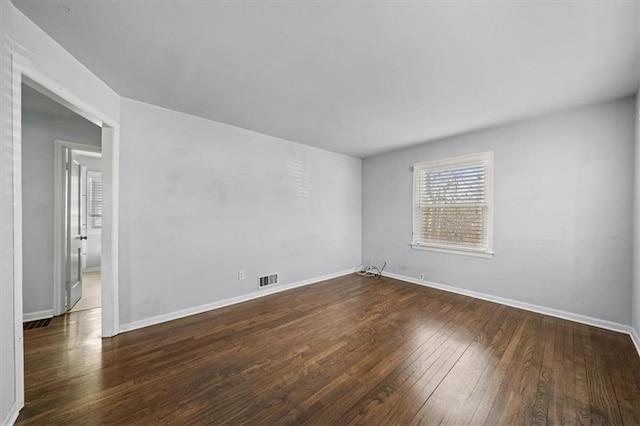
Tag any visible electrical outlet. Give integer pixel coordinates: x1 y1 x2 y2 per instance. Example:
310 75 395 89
419 273 425 280
238 271 245 280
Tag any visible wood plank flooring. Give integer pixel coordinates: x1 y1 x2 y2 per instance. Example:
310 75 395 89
16 274 640 425
69 271 101 312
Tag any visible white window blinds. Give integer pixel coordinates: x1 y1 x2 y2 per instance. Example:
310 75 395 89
412 152 494 257
88 172 102 229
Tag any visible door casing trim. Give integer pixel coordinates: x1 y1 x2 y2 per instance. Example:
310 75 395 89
11 52 120 412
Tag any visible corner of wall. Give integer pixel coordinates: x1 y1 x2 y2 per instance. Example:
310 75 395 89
0 1 18 423
631 326 640 358
633 90 640 341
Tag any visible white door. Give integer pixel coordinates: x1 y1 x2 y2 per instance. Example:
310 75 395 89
66 151 83 310
80 165 88 270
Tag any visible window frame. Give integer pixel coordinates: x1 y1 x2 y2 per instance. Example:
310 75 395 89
411 151 494 258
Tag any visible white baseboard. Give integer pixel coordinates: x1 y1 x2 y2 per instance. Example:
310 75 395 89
1 401 19 426
120 268 358 334
631 327 640 358
23 309 54 323
83 267 101 273
383 271 635 337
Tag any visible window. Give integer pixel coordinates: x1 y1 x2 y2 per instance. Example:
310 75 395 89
87 171 102 229
412 151 494 258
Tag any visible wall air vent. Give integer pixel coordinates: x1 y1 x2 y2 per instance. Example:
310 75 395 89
258 273 279 289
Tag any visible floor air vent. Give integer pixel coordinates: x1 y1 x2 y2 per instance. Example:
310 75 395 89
23 318 52 330
258 273 279 289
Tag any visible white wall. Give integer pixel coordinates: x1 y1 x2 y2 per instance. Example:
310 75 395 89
363 97 635 326
630 8 640 344
22 105 101 317
633 91 640 337
0 4 120 424
118 98 361 328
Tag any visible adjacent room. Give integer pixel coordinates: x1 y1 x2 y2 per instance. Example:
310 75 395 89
21 84 103 322
1 1 639 425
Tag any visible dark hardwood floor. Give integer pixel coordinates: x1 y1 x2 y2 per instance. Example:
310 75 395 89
17 274 640 424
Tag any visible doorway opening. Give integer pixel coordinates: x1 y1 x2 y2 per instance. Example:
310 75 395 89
72 152 103 312
12 60 120 411
65 148 103 313
21 84 103 323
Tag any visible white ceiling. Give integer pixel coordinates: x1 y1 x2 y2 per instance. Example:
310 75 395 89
13 1 639 158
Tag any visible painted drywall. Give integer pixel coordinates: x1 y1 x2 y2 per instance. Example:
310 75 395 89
74 154 102 171
634 91 640 335
0 4 120 423
363 97 635 326
118 98 361 327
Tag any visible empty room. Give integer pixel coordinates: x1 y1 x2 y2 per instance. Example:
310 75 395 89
1 1 640 425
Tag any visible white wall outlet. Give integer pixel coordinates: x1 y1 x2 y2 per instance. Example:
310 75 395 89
419 273 425 280
238 271 245 280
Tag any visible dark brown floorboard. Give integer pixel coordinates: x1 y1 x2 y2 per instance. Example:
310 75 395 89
16 274 640 425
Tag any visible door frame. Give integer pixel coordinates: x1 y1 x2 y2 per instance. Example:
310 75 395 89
11 53 120 409
53 141 101 316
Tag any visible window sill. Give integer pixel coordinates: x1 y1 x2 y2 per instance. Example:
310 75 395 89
410 243 494 259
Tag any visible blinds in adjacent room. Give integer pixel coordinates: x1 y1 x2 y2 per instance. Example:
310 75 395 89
88 172 102 228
